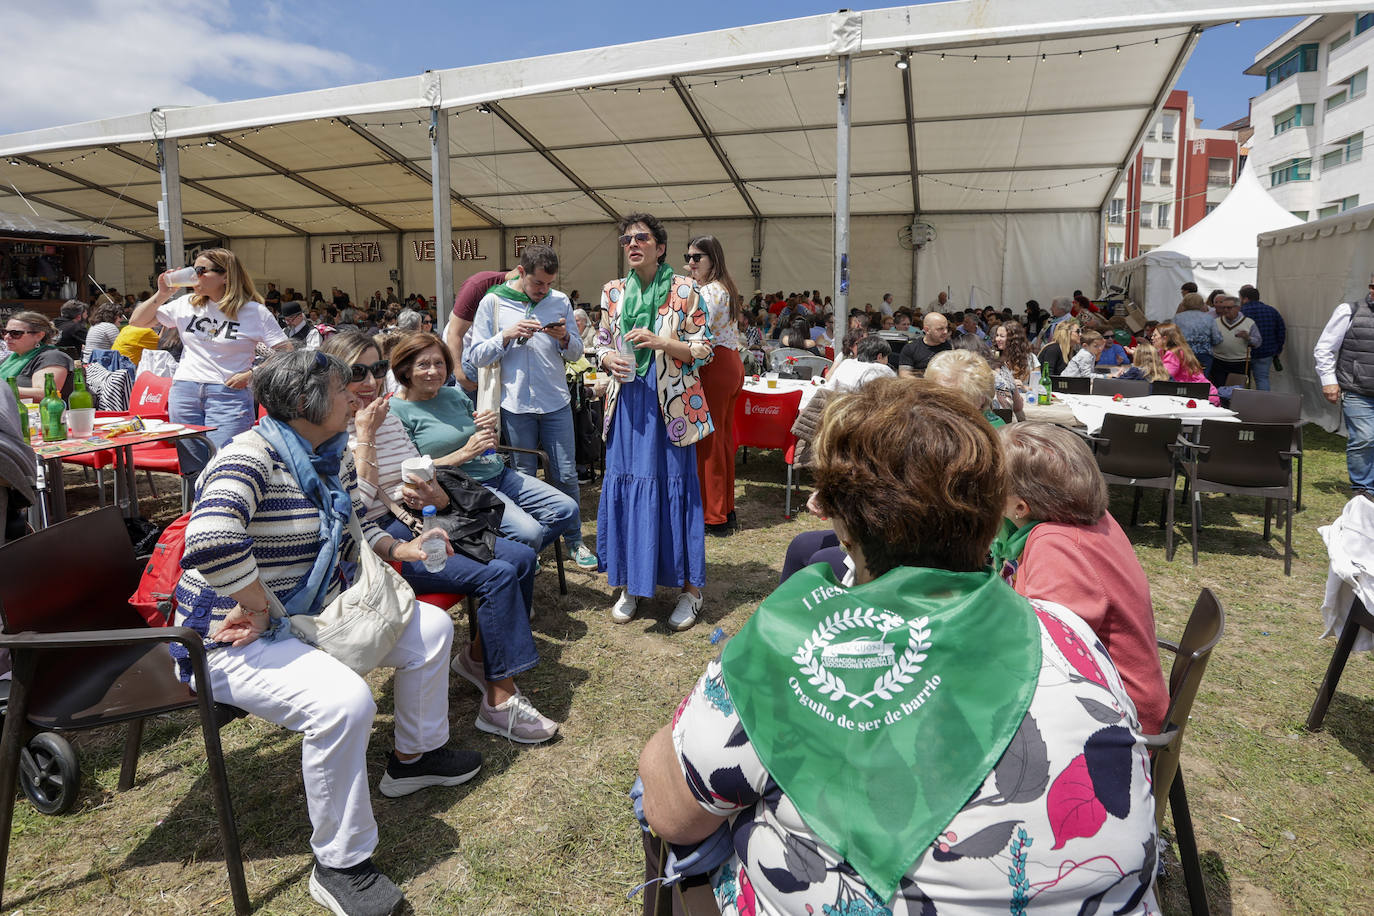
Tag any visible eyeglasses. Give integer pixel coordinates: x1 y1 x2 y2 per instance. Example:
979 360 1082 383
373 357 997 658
683 252 705 264
618 231 652 247
193 265 226 276
1 329 36 339
349 359 390 382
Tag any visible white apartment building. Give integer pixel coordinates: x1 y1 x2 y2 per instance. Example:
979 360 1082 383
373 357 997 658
1246 12 1373 220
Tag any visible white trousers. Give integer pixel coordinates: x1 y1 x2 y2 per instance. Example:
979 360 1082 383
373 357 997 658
199 601 454 868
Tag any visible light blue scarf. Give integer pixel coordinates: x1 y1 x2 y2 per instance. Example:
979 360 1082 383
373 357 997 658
255 415 353 624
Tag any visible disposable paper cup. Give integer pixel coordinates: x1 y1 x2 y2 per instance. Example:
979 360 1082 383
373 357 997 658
400 455 434 483
66 408 95 438
167 266 198 287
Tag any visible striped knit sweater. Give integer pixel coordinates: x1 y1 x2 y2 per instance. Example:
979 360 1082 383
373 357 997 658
171 430 386 678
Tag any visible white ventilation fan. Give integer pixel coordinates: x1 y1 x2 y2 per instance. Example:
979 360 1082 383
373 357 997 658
898 221 936 250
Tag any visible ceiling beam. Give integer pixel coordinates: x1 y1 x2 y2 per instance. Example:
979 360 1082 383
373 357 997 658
482 102 622 222
15 155 223 238
0 187 158 242
669 76 761 221
900 56 919 215
208 133 403 232
336 116 504 229
103 145 309 236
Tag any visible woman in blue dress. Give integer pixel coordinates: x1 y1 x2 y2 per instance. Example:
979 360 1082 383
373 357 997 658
594 212 715 631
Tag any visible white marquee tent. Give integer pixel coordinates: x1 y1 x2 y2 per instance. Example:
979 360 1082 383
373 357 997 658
1104 162 1304 320
0 1 1362 318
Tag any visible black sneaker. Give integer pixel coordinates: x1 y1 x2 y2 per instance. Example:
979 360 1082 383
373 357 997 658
309 857 403 916
705 520 733 537
726 510 740 532
378 746 482 798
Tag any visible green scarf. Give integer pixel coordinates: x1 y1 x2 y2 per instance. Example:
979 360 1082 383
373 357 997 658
721 563 1040 902
983 408 1006 428
989 518 1040 580
488 282 530 304
0 346 50 383
621 263 673 377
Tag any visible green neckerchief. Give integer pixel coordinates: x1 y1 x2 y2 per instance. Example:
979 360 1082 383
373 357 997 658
621 263 673 377
0 345 51 382
990 518 1041 582
487 282 530 304
720 563 1040 902
983 408 1006 428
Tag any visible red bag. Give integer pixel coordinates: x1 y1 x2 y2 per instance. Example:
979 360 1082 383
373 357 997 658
128 512 192 627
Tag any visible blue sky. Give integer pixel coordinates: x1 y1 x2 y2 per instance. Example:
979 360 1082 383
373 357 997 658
0 1 1299 134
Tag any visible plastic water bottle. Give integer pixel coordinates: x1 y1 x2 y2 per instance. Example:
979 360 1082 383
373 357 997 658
420 506 448 572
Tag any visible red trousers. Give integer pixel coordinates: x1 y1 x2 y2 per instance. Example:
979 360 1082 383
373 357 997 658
695 347 744 525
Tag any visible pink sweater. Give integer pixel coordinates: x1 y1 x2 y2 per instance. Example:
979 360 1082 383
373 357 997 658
1013 514 1170 734
1161 350 1220 405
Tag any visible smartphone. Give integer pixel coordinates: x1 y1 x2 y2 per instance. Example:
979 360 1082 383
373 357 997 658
543 320 566 329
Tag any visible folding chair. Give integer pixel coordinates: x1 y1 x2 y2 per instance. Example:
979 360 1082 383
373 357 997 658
1050 375 1091 395
1091 377 1150 399
733 388 804 518
1142 588 1225 916
1087 414 1183 559
1228 388 1304 510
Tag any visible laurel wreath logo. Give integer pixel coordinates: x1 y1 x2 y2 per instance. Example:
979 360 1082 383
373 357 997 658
792 608 932 709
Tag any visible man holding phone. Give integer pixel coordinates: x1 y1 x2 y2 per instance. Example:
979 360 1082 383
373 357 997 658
467 245 599 569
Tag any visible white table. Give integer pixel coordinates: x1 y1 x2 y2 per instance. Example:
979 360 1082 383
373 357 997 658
742 377 824 410
1023 393 1236 435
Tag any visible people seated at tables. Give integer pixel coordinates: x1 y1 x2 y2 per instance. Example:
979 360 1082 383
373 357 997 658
896 312 951 377
995 422 1170 733
54 299 89 350
1037 319 1079 376
925 348 1005 426
387 331 581 555
992 319 1038 395
82 301 124 362
951 333 1023 417
1115 342 1171 382
173 349 481 916
639 380 1159 916
1152 322 1220 404
2 311 73 400
1097 330 1132 369
824 334 894 392
1062 330 1107 377
779 317 819 352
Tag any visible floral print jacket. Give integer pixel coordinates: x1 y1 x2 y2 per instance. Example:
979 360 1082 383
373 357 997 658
595 274 715 447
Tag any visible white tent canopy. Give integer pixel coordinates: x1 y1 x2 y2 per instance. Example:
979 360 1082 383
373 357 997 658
1104 162 1303 320
0 0 1361 313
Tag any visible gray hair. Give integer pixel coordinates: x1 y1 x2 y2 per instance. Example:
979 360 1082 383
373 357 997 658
1050 297 1072 315
395 308 424 332
60 299 88 319
253 350 350 424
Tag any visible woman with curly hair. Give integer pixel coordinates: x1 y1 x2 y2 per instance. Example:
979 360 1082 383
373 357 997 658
993 319 1038 392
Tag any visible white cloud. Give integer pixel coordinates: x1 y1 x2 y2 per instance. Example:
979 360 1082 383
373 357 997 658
0 0 364 134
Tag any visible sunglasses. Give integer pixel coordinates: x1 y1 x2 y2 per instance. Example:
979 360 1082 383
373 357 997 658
1 329 36 339
194 265 226 276
683 252 705 264
349 359 390 382
618 231 653 247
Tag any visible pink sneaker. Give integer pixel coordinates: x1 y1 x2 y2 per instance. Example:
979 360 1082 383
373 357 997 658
450 647 487 695
476 694 559 744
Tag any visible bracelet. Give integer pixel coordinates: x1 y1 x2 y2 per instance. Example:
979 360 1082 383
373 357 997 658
385 539 399 561
239 602 269 617
355 440 375 447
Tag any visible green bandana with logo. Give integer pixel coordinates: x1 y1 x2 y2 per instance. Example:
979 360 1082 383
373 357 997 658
989 518 1041 577
720 563 1040 902
621 263 673 377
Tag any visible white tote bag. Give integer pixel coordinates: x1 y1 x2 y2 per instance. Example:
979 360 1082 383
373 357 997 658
475 302 502 416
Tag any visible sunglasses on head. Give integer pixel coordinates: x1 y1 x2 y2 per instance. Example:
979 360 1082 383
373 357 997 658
349 359 389 382
683 252 705 264
1 328 36 339
194 265 226 276
618 231 653 247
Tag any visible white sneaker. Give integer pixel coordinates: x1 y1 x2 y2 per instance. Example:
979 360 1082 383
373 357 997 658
610 591 638 623
669 592 702 631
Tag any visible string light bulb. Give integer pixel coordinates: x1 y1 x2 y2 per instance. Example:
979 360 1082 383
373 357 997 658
895 53 909 70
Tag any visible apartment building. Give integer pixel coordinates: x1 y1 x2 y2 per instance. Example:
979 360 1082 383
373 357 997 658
1103 90 1241 265
1246 12 1372 220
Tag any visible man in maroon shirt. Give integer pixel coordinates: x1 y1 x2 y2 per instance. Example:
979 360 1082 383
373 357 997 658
444 268 518 391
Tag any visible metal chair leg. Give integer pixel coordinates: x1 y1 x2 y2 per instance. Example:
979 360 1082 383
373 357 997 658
1307 598 1371 730
1283 495 1292 577
144 469 159 499
553 540 567 595
1130 486 1142 526
1262 498 1272 541
1170 771 1210 916
1165 476 1177 561
0 654 36 912
784 463 794 519
118 719 144 791
1190 490 1200 566
193 676 250 915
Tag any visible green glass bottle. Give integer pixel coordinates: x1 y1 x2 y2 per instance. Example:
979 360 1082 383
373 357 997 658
68 365 93 411
40 373 66 442
6 377 28 444
1037 359 1052 406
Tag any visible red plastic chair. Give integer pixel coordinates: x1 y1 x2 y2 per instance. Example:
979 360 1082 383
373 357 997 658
389 560 477 642
732 388 804 518
64 376 177 503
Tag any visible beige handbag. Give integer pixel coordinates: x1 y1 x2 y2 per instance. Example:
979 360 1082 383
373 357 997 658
271 510 416 675
475 299 503 416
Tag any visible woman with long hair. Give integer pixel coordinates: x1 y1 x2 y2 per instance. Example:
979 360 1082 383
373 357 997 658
1 311 73 400
1038 319 1080 376
1115 342 1172 382
127 248 291 464
993 319 1037 391
1152 322 1219 404
685 234 745 536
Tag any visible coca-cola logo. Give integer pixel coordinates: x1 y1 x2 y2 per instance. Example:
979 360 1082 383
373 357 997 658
139 389 164 405
744 399 780 417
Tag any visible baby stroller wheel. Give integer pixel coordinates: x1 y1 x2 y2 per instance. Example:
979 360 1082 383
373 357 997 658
19 732 80 815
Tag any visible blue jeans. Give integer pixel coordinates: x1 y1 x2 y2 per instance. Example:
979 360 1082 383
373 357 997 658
1251 356 1272 391
501 405 584 550
1343 392 1374 494
383 517 539 683
482 465 578 553
168 380 255 473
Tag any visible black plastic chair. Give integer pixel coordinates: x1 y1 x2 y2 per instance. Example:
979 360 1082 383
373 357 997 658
1179 420 1297 575
991 407 1014 424
0 507 250 914
1306 597 1374 731
1050 375 1091 395
1091 377 1150 399
1151 380 1212 400
1087 414 1183 559
1228 388 1304 510
1142 588 1225 916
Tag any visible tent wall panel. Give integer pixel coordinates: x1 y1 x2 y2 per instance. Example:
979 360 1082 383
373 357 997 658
1001 212 1096 315
88 245 124 298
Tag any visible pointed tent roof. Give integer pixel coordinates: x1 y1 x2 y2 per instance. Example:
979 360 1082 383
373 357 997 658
1152 162 1302 266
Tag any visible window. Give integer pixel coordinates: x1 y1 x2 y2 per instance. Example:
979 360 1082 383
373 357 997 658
1353 69 1368 98
1318 205 1340 218
1357 12 1373 35
1107 243 1123 265
1205 203 1219 216
1159 158 1173 186
1139 245 1155 254
1207 158 1232 187
1157 203 1171 230
1322 148 1344 171
1291 210 1309 221
1324 132 1364 171
1139 211 1152 228
1269 157 1312 186
1327 88 1350 110
1162 113 1177 142
1142 159 1155 184
1266 44 1319 89
1107 199 1125 224
1331 30 1352 52
1329 68 1368 110
1273 103 1315 134
1343 195 1361 211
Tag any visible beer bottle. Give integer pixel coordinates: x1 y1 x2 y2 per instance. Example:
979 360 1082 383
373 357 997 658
6 377 28 444
68 365 93 411
1037 360 1052 406
40 374 66 442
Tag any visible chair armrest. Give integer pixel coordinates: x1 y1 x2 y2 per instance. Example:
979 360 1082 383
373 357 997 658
495 443 550 473
1139 726 1179 750
1280 449 1301 459
1156 637 1180 654
0 625 207 654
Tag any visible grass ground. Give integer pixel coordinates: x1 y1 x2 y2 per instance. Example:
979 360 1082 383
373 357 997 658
3 428 1371 915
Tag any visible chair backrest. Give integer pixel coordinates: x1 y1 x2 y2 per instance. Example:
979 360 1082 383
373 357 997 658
0 507 144 634
1229 387 1301 425
1151 380 1211 399
1194 420 1293 488
733 389 804 452
991 407 1014 424
129 374 173 421
1091 377 1150 399
1094 414 1182 479
1152 588 1225 830
1050 375 1091 395
1224 372 1249 390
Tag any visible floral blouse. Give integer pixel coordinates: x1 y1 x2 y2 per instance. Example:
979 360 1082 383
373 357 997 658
670 600 1160 916
699 280 740 351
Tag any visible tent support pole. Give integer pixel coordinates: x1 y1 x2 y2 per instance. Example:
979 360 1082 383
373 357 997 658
395 230 404 302
304 237 312 298
156 135 185 269
431 108 454 338
834 54 852 317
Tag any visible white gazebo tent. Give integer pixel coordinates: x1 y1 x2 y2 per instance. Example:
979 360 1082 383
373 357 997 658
1105 162 1303 320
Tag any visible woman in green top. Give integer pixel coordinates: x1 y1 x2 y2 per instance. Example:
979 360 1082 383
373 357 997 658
387 332 579 555
2 311 73 401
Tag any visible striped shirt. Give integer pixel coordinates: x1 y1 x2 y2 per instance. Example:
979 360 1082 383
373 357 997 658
349 412 421 522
